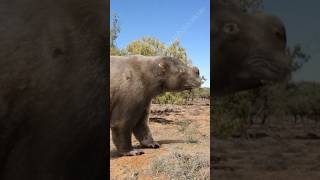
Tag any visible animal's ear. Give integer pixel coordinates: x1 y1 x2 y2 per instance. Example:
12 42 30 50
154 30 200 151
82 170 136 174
158 61 169 72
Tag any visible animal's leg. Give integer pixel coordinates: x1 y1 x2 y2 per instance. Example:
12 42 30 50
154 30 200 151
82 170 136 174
111 126 144 156
133 117 160 149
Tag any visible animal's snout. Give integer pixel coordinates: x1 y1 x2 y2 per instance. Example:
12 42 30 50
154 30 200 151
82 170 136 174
277 53 291 75
281 61 292 79
193 67 200 76
192 67 202 87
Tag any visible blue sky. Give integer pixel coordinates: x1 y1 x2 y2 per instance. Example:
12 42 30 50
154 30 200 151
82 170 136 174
264 0 320 82
110 0 210 87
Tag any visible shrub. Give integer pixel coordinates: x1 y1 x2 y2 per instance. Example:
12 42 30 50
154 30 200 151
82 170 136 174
151 151 210 180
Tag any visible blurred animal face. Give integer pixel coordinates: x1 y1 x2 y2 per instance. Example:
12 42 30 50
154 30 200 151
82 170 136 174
157 57 202 91
213 1 291 95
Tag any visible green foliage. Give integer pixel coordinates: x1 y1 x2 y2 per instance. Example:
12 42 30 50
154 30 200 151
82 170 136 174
124 37 190 64
285 82 320 119
213 117 244 139
192 87 210 99
153 88 210 105
153 91 189 105
212 90 256 138
287 44 311 72
110 46 121 56
213 81 320 138
164 39 189 64
125 37 165 56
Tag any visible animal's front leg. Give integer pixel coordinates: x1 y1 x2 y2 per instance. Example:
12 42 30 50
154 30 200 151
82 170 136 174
111 126 144 156
133 118 160 149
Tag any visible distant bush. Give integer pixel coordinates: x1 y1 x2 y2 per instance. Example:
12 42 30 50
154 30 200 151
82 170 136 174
213 82 320 138
212 91 256 138
153 88 210 105
153 92 189 105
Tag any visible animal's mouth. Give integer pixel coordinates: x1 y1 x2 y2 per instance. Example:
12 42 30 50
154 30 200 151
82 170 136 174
183 80 202 90
184 86 196 90
245 56 290 82
184 84 200 90
249 58 280 74
259 79 277 86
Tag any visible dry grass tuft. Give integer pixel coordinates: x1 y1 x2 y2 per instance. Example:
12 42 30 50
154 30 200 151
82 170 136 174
151 151 210 180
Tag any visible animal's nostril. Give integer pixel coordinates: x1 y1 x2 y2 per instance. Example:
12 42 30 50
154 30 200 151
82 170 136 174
275 31 282 40
193 67 200 75
275 29 286 44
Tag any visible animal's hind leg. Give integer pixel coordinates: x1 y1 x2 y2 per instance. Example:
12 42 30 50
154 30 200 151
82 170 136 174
133 116 160 149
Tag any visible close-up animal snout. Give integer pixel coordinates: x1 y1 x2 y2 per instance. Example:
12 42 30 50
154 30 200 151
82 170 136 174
188 66 202 88
193 67 200 76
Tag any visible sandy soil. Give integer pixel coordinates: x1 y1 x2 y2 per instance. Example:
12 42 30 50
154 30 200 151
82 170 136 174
110 99 210 180
212 118 320 180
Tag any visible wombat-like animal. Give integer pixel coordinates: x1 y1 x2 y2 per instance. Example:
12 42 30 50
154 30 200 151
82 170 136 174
213 0 290 95
110 55 201 156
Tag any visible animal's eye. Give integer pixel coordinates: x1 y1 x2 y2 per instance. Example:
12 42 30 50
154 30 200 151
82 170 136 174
223 23 239 34
275 29 286 43
193 67 200 75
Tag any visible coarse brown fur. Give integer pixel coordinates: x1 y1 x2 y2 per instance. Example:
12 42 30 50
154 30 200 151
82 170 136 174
0 0 107 179
110 55 201 156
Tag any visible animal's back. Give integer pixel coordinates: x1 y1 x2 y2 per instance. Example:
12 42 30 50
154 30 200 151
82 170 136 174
110 56 135 111
109 55 151 120
110 55 146 90
0 0 107 179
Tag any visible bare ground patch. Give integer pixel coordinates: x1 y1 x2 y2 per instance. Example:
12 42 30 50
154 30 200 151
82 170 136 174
110 99 210 180
212 118 320 180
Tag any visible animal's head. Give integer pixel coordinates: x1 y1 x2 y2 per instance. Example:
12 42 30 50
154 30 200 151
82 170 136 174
155 56 202 91
213 0 291 95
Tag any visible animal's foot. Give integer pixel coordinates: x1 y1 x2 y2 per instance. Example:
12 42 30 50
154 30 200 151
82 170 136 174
142 141 160 149
121 149 145 156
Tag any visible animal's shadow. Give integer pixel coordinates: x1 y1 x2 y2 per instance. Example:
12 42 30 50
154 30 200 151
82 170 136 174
149 117 174 124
